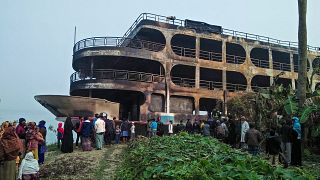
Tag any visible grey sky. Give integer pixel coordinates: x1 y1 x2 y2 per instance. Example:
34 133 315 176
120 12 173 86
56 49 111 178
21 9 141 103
0 0 319 119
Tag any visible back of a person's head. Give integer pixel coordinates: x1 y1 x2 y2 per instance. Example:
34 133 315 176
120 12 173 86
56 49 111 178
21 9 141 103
270 130 275 136
249 123 255 129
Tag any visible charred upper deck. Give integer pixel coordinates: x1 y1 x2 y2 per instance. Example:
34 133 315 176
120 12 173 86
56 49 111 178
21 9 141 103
70 13 320 121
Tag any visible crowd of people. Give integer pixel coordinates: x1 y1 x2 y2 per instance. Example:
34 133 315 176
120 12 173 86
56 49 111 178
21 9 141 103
173 115 302 167
0 118 47 180
0 112 304 179
58 113 135 153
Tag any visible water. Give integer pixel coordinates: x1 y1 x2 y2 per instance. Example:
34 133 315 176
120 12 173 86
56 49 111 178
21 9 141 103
0 109 58 144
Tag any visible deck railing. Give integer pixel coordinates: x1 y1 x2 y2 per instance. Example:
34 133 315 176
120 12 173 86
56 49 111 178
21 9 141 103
71 70 270 93
70 69 165 83
273 62 291 72
120 13 319 52
226 54 246 64
73 37 165 53
251 58 270 68
199 80 223 90
199 50 222 62
171 77 196 88
171 46 196 58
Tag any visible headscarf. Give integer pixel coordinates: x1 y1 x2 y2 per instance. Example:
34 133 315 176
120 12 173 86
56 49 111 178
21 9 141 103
19 118 26 124
18 152 40 179
38 120 46 129
292 117 301 139
0 126 21 159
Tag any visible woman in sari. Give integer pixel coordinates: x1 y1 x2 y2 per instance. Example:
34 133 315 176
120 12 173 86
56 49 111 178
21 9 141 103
26 122 43 161
0 126 22 180
61 117 74 153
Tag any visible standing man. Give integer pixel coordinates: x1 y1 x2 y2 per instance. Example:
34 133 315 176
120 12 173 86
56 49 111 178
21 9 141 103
240 116 249 148
280 119 292 165
104 114 115 145
245 123 262 156
95 113 106 150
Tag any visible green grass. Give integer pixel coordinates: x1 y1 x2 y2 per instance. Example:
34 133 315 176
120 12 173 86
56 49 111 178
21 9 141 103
94 146 117 179
117 132 314 180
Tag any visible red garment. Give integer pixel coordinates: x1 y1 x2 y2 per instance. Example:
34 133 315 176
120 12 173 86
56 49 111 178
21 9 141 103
16 124 26 138
57 123 64 140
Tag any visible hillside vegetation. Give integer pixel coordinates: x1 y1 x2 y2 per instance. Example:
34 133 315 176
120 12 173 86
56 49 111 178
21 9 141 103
117 133 314 180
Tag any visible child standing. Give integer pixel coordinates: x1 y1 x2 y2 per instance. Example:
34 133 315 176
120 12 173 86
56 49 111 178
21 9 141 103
130 122 136 141
115 125 121 144
57 123 64 148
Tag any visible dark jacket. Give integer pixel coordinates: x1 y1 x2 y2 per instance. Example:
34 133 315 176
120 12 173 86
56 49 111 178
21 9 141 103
245 128 262 147
280 124 292 143
266 135 281 155
81 120 92 138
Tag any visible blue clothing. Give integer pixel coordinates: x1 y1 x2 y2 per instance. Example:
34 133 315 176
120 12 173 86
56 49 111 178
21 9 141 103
81 121 92 138
292 117 301 139
151 121 158 130
115 134 120 144
122 131 128 137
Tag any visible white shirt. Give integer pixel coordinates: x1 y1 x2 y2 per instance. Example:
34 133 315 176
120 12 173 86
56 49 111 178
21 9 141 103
131 125 135 134
95 118 105 133
168 124 173 134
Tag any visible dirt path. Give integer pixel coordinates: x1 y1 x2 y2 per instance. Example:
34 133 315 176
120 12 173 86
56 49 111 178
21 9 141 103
41 144 127 180
96 144 127 179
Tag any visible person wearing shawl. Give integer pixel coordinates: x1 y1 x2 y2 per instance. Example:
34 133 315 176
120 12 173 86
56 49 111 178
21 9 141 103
81 117 93 151
37 120 47 164
18 151 40 180
57 122 64 148
16 118 27 159
291 116 302 166
0 126 22 180
61 117 74 153
26 122 43 161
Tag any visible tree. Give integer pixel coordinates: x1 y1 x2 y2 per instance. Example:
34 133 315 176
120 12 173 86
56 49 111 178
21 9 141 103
297 0 308 109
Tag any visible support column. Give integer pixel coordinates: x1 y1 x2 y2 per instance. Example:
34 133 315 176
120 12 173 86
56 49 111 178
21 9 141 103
222 40 227 91
165 62 171 114
90 58 94 78
195 65 200 89
194 97 199 115
269 48 274 86
88 89 92 98
290 52 296 90
196 37 200 61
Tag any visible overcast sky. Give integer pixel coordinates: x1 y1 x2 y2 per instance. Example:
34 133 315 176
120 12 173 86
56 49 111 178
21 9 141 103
0 0 319 119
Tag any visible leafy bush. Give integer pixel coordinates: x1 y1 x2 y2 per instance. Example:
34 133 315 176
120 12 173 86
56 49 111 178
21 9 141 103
117 133 314 179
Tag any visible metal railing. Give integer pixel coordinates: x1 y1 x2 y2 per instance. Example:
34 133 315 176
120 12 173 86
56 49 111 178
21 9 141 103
226 54 246 64
251 86 270 92
171 76 247 92
121 13 319 52
171 46 196 58
73 37 165 53
251 58 270 68
199 80 223 90
226 83 247 92
122 13 185 40
171 77 196 88
273 62 291 72
199 50 222 62
70 69 165 83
